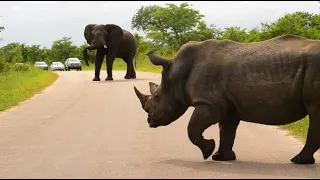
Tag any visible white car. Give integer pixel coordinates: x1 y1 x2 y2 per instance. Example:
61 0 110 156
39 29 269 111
64 58 82 71
34 61 48 71
50 62 65 71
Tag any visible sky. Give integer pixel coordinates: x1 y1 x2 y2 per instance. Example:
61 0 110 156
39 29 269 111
0 1 319 48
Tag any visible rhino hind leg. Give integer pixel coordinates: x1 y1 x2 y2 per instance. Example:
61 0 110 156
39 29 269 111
212 118 240 161
291 105 320 164
187 105 219 160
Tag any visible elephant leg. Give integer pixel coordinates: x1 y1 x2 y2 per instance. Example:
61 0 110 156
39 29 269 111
105 49 116 81
124 57 131 80
188 105 220 160
291 104 320 164
129 55 136 79
212 117 240 161
124 56 136 79
130 64 136 79
93 48 105 81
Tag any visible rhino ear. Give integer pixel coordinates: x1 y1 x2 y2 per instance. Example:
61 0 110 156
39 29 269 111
146 52 171 70
149 82 159 95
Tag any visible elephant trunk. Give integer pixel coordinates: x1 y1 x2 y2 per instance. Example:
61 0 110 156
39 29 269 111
83 38 108 66
83 45 98 66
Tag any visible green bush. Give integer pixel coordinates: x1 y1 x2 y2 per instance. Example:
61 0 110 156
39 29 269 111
13 63 30 71
0 58 11 72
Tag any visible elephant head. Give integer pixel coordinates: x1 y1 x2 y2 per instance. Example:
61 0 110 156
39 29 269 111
83 24 124 66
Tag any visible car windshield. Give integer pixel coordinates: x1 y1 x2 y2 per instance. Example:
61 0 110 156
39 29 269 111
68 58 80 62
53 62 62 65
35 62 46 65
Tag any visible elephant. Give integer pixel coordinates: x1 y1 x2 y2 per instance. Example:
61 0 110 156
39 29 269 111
133 34 320 164
83 24 137 81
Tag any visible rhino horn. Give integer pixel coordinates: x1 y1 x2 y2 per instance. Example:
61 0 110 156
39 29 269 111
149 82 159 95
146 52 170 69
134 86 149 107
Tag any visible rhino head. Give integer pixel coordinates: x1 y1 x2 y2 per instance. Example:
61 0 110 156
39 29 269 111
133 52 189 128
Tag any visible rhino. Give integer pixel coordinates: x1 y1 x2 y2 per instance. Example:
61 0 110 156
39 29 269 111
133 34 320 164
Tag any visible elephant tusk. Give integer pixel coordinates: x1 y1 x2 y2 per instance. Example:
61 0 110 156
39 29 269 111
104 45 107 49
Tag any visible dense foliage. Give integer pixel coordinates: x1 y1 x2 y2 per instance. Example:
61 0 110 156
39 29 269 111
0 2 319 71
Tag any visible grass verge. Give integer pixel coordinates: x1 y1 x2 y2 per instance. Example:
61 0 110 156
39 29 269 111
280 116 309 142
0 68 58 111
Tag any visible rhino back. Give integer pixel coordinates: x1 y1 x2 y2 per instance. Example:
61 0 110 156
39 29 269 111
186 37 320 125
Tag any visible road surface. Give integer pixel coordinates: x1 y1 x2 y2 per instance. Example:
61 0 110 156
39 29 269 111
0 71 320 179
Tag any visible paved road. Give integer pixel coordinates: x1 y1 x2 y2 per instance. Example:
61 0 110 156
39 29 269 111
0 71 320 179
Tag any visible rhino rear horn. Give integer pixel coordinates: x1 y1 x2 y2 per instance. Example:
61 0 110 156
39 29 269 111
133 86 149 108
146 52 170 69
149 82 159 95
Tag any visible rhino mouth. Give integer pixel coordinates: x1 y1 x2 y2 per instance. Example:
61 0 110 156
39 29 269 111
148 117 158 128
149 123 158 128
147 116 172 128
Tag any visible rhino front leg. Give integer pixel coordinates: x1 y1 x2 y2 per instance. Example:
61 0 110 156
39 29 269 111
187 105 220 160
291 104 320 164
212 118 240 161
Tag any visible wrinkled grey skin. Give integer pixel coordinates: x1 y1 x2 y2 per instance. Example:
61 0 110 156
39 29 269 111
83 24 137 81
134 34 320 164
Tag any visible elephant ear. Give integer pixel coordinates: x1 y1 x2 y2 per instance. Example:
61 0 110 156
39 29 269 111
84 24 97 45
104 24 124 47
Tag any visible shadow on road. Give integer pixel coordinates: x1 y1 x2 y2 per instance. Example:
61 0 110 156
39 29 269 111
96 78 156 83
160 159 320 178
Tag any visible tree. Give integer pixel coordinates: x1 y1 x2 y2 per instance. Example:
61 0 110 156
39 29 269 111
131 2 215 50
0 42 23 63
39 47 51 63
133 33 152 63
259 11 320 40
20 43 29 63
245 28 262 42
131 5 159 32
219 27 248 42
27 45 43 62
50 37 77 62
